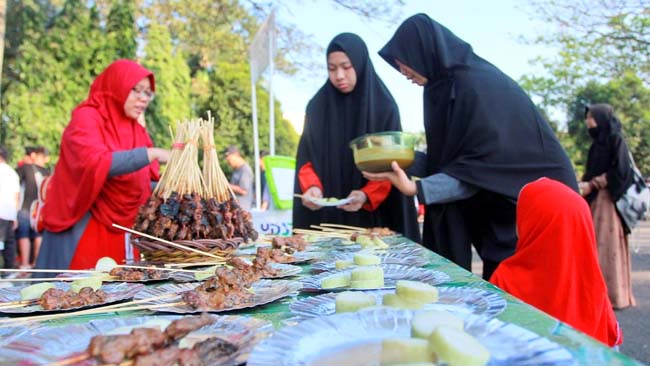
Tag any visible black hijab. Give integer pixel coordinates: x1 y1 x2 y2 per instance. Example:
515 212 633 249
293 33 420 241
378 14 577 269
583 103 633 203
379 14 577 198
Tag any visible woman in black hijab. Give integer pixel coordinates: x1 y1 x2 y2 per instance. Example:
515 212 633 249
293 33 420 241
364 14 577 279
579 103 636 309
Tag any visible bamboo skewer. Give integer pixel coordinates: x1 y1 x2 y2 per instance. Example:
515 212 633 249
201 113 238 203
163 120 206 197
0 276 117 282
0 299 36 308
292 228 349 238
154 122 187 199
164 262 224 268
116 265 202 274
0 292 182 326
113 224 226 261
319 223 369 231
51 296 204 366
309 225 359 233
0 302 187 328
0 268 99 274
52 353 94 366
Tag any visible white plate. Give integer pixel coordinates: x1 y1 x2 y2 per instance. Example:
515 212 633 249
0 282 144 315
311 248 430 272
0 314 273 366
301 264 450 292
170 263 303 282
248 308 575 366
289 287 507 318
133 279 302 313
308 197 352 207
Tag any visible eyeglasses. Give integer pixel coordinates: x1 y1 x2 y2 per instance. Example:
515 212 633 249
131 88 155 101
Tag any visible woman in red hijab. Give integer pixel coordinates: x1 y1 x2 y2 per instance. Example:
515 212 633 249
490 178 622 347
35 60 170 272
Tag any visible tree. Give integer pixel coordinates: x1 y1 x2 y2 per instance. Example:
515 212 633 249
519 1 650 173
140 0 405 75
566 73 650 176
0 0 400 163
0 0 54 149
520 0 650 111
3 0 111 160
193 60 298 173
142 22 192 147
105 0 137 59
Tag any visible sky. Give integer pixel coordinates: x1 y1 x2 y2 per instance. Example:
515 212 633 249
267 0 556 134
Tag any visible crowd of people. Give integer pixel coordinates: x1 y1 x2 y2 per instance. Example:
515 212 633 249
0 146 50 278
0 12 642 348
290 13 638 346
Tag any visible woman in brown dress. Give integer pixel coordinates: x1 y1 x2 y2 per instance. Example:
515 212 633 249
579 103 636 309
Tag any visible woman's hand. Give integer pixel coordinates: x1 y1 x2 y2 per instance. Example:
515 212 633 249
147 148 171 164
302 186 323 211
591 174 608 190
339 190 367 212
578 181 592 197
362 161 417 196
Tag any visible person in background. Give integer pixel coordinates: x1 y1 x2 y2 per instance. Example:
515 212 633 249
33 146 50 169
35 59 170 272
224 145 254 210
364 14 577 279
259 150 272 211
15 146 49 269
293 32 420 241
579 103 636 309
0 146 20 277
491 178 622 347
16 147 33 168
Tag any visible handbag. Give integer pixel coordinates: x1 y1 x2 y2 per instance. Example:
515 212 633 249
29 174 50 233
616 152 650 229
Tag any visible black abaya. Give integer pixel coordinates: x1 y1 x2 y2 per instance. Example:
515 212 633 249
379 14 578 274
293 33 420 242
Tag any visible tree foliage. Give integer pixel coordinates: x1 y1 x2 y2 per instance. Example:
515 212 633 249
1 0 404 167
521 0 650 110
142 22 191 147
3 0 112 160
105 0 137 59
520 0 650 173
566 73 650 176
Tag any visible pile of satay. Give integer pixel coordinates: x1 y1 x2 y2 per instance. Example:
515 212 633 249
133 113 258 244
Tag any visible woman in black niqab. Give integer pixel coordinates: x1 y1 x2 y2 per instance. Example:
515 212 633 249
579 103 636 309
367 14 578 278
581 103 633 206
293 33 420 241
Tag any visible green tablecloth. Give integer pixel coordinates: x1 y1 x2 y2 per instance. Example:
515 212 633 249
9 239 645 366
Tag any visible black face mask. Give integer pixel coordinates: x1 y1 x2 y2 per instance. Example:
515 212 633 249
588 126 600 139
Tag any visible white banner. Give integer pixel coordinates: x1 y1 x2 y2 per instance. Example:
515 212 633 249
249 10 276 83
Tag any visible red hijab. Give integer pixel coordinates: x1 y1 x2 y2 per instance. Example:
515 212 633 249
43 59 160 232
490 178 621 346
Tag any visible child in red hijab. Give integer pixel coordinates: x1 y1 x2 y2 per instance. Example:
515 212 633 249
490 177 622 347
35 60 169 271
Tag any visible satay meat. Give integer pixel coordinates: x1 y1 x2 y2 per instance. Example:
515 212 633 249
38 287 107 310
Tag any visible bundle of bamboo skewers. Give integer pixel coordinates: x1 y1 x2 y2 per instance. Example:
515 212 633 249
132 112 258 263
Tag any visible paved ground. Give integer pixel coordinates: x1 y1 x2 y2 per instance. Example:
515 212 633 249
472 221 650 364
618 223 650 363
